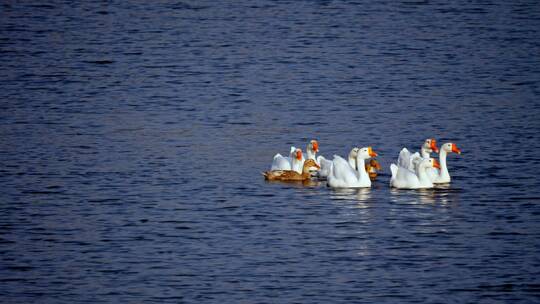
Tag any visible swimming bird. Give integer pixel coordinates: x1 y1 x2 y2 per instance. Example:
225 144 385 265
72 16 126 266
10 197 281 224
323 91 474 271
365 159 382 181
271 147 303 173
328 147 377 188
390 155 440 189
303 139 320 175
305 139 319 162
317 147 359 179
398 138 439 171
263 159 320 181
431 142 461 184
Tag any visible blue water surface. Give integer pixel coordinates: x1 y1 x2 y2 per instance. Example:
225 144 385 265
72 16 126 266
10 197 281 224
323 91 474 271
1 1 540 303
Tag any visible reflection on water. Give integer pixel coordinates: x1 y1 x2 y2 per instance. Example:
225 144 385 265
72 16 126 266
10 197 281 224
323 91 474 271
264 178 322 188
329 188 372 203
265 177 460 206
390 186 461 205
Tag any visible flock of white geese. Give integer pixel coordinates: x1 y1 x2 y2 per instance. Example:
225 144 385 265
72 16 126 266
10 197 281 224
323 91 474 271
263 139 461 189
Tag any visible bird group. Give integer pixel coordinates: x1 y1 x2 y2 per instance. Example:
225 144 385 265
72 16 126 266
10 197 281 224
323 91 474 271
263 139 461 189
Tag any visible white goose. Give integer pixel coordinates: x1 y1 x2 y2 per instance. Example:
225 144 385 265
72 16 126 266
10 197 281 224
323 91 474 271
421 138 439 158
271 146 296 171
328 147 377 188
432 142 461 184
398 138 439 171
302 140 320 174
305 140 319 162
271 147 303 173
317 147 358 179
390 153 440 189
421 139 440 181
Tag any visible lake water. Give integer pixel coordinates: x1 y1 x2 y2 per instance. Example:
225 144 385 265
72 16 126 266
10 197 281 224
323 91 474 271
1 1 540 303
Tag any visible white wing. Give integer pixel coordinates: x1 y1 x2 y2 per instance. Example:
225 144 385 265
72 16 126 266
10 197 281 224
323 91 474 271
331 155 358 185
391 162 421 189
390 163 398 183
317 155 333 178
270 146 297 171
271 153 291 171
397 148 422 171
397 148 411 170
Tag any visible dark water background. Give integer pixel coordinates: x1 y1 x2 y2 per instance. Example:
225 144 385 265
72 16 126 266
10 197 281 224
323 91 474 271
1 1 540 303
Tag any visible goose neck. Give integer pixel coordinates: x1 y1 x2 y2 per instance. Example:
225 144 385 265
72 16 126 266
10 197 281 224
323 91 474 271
355 154 369 179
348 152 357 169
439 149 450 178
421 147 430 159
306 147 316 160
291 157 302 173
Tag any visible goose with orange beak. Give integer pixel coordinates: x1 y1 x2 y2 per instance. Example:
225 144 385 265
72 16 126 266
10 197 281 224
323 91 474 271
421 138 440 181
390 156 440 189
303 140 321 176
271 146 304 174
422 138 439 157
328 146 378 188
431 142 461 184
305 139 319 161
290 148 304 174
317 147 359 179
398 138 440 172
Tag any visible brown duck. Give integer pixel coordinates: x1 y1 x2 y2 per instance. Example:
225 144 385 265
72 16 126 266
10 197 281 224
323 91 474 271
365 159 382 181
263 159 320 181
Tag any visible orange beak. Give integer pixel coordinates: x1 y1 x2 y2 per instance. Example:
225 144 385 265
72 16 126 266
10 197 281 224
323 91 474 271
296 150 303 160
433 159 441 169
430 139 439 153
312 141 319 152
451 143 461 154
368 146 377 157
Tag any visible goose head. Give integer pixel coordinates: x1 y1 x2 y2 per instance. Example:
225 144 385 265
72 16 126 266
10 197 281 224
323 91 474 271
357 146 378 160
349 147 360 158
347 147 361 168
423 138 439 153
430 158 441 169
441 142 461 155
294 148 303 160
309 140 319 153
417 157 440 170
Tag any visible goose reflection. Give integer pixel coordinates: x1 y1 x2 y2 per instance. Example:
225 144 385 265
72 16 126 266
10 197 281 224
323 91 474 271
329 188 372 203
390 185 459 205
418 189 438 204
